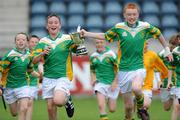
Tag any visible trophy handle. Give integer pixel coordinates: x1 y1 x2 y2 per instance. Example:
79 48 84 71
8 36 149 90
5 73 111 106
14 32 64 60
70 32 84 44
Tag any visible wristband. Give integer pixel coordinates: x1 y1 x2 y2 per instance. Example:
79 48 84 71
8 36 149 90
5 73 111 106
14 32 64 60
164 47 171 57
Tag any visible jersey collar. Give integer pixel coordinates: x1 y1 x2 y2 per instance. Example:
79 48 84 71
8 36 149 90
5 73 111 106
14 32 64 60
14 47 28 54
97 46 109 54
125 21 139 28
47 32 62 41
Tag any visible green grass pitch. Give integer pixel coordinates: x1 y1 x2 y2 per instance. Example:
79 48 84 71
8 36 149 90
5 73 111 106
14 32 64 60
0 97 174 120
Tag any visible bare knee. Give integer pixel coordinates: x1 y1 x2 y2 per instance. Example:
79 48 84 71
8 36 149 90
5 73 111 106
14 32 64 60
19 105 28 113
53 91 67 107
53 98 66 107
28 99 33 107
9 107 18 117
132 86 141 94
125 102 134 111
126 105 134 111
108 102 116 113
109 108 116 113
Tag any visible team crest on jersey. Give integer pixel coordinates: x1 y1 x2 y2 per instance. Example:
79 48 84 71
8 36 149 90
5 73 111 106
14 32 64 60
14 57 18 61
21 54 28 62
92 58 97 63
105 58 110 63
176 56 180 61
122 31 127 37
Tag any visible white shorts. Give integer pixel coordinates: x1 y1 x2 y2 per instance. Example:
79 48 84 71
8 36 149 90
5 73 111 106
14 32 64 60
153 72 161 90
42 77 73 99
143 89 152 99
118 69 146 93
29 86 39 100
3 86 31 104
174 88 180 99
94 82 120 100
159 87 176 102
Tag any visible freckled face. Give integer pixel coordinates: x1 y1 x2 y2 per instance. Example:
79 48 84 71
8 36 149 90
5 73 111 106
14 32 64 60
124 8 139 26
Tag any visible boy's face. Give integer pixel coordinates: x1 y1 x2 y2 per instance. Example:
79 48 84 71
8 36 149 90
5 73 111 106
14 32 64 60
95 39 105 52
29 37 39 50
15 34 28 50
124 8 139 26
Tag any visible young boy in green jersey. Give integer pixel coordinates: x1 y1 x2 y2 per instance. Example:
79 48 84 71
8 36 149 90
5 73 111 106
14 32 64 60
159 34 179 112
32 14 87 120
26 35 43 120
80 2 173 120
0 33 40 120
167 34 180 120
90 39 119 120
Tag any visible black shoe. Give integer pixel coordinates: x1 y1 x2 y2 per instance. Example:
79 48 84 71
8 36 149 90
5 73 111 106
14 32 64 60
65 96 74 118
137 108 150 120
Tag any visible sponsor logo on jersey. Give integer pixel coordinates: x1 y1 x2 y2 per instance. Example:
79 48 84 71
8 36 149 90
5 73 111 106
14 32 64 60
122 31 127 37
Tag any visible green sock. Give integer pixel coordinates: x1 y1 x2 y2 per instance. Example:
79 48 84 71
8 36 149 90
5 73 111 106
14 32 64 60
136 94 144 109
100 114 108 120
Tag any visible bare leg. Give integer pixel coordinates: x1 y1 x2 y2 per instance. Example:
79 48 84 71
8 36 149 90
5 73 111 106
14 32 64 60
96 92 106 114
107 98 117 113
47 98 57 120
132 76 143 100
53 90 74 118
171 97 180 120
122 92 134 119
9 101 18 117
26 98 34 120
53 90 67 107
163 98 173 111
96 92 108 120
18 97 29 120
143 95 152 109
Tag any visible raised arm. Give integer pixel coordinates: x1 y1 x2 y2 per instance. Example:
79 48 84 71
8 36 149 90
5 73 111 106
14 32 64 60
33 46 51 64
80 29 105 40
158 35 173 62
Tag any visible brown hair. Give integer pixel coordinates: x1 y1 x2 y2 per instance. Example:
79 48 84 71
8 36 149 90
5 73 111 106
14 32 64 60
29 34 40 41
15 32 29 42
123 2 140 13
46 13 61 24
169 33 180 50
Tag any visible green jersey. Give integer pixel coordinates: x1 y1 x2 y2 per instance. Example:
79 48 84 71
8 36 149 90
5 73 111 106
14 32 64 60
90 47 118 84
33 33 77 80
0 48 33 88
105 21 161 71
168 47 180 87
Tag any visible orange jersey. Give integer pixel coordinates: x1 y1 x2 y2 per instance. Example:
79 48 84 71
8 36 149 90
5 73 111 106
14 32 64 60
143 51 168 90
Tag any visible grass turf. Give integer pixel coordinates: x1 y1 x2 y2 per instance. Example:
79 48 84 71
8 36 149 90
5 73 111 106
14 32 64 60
0 97 174 120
